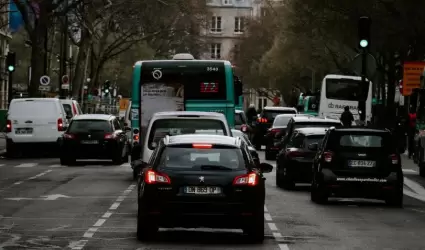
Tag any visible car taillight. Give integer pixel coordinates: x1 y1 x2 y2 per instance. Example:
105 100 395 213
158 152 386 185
63 133 75 139
145 170 171 184
257 118 267 123
6 120 11 133
390 154 398 164
233 173 258 186
57 118 64 131
241 124 247 132
323 151 334 162
104 133 117 139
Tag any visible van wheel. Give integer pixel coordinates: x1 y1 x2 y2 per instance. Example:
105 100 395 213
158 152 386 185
6 141 18 158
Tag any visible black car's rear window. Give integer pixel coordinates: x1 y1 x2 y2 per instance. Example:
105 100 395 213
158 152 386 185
303 135 325 149
148 119 227 149
263 110 296 120
68 120 112 133
157 146 245 170
273 115 294 126
294 122 341 129
328 132 393 151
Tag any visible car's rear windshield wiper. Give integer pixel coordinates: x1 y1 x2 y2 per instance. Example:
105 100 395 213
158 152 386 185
195 165 234 171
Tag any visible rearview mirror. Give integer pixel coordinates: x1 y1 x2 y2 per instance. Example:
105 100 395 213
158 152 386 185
259 163 273 173
308 143 318 151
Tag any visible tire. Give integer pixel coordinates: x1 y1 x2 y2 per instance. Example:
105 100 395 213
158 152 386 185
6 141 18 158
385 191 403 208
311 182 328 204
243 207 265 243
420 163 425 177
276 169 283 188
265 149 274 161
281 167 295 190
136 203 158 241
133 169 139 181
60 157 76 166
112 146 124 165
131 145 141 162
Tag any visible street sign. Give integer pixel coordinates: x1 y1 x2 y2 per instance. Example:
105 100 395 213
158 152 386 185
61 83 70 90
39 85 51 91
402 61 425 96
40 75 50 86
62 75 69 84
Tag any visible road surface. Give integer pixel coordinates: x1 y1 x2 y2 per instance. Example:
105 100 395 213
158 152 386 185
0 153 425 249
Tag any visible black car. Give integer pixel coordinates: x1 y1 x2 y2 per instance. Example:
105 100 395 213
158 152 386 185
264 114 311 160
59 114 130 165
252 106 297 150
135 134 273 242
231 129 260 165
310 127 403 207
276 127 327 189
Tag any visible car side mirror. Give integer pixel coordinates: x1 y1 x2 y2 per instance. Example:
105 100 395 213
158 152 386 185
308 143 318 151
124 126 131 132
131 159 149 170
259 163 273 173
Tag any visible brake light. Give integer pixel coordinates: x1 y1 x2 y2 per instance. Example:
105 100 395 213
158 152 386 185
323 151 333 162
57 118 65 131
390 154 398 164
286 151 305 158
6 120 11 133
104 133 117 139
145 170 171 184
193 144 212 149
257 118 267 123
63 133 75 139
233 173 258 186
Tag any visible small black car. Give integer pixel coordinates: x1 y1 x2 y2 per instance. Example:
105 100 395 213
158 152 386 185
59 114 130 165
310 127 403 207
135 134 273 242
276 127 326 189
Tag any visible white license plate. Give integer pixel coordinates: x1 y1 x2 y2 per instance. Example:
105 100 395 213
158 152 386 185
185 186 221 194
348 160 376 167
15 128 33 134
81 140 99 144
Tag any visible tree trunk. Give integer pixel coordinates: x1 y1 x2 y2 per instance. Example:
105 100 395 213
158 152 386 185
29 27 48 97
71 41 90 98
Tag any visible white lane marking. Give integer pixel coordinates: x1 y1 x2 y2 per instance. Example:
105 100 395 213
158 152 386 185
264 205 290 250
15 163 38 168
120 162 130 167
268 222 278 231
69 184 136 250
13 181 22 185
27 170 52 180
403 169 417 173
264 213 272 221
0 164 5 167
404 189 425 202
0 169 53 193
404 177 425 196
49 164 62 168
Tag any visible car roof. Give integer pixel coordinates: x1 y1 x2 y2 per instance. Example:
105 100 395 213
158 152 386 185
11 98 59 103
152 111 225 118
165 134 241 147
292 116 341 123
331 127 390 134
263 106 297 111
72 114 115 121
294 127 328 135
235 110 244 114
275 114 310 118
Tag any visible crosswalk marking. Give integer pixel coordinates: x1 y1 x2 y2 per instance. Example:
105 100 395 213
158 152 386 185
403 169 417 173
15 163 38 168
0 164 5 167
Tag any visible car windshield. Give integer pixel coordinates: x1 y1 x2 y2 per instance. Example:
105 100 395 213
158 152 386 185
273 116 293 126
148 119 226 149
263 110 296 120
158 146 245 170
68 120 112 133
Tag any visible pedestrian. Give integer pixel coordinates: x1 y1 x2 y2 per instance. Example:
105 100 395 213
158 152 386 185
407 107 417 158
340 106 354 127
246 104 257 124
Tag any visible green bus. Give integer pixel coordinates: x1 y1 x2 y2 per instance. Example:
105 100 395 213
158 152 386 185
129 53 242 155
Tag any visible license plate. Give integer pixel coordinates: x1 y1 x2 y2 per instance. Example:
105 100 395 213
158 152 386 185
81 140 99 144
348 160 376 167
15 128 33 134
184 186 221 194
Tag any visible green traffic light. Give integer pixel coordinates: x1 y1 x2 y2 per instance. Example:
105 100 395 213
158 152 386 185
360 39 368 48
105 89 109 93
8 65 14 72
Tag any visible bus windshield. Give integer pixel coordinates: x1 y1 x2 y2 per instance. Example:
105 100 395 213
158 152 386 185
325 79 368 101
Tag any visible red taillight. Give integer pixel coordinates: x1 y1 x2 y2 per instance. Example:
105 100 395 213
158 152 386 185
323 151 333 162
145 170 171 184
233 173 258 186
57 118 65 131
286 151 305 158
104 133 117 139
193 143 212 149
63 133 75 139
390 154 398 164
257 118 268 123
6 120 11 133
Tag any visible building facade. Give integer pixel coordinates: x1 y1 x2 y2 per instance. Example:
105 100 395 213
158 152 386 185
0 3 12 110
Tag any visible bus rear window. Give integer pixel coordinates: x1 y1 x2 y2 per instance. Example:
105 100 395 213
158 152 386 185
325 79 369 101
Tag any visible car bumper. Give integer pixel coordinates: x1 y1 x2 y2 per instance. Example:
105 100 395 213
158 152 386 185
61 142 120 159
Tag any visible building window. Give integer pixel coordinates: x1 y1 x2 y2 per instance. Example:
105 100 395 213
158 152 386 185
211 16 222 33
210 43 221 59
223 0 232 5
234 17 244 33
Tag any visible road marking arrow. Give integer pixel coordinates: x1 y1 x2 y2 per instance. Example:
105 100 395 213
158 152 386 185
5 194 71 201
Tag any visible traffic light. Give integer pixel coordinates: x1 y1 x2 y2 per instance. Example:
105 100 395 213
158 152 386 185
358 16 371 49
6 52 16 72
103 80 110 96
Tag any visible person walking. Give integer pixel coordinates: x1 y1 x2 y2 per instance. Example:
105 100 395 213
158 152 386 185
340 106 354 127
407 108 417 158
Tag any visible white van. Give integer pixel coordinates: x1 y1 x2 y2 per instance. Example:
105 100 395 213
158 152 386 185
6 98 70 156
60 99 83 118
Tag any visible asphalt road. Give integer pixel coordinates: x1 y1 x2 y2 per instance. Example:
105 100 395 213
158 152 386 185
0 153 425 249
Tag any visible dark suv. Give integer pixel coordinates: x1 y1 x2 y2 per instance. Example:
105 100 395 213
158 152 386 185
310 127 403 207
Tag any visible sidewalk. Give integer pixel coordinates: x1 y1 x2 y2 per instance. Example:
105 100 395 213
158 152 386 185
0 132 5 151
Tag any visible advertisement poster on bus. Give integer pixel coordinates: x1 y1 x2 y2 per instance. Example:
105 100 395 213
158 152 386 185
141 83 184 128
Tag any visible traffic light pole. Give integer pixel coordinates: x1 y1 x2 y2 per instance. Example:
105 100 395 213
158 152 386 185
359 49 367 124
8 71 13 107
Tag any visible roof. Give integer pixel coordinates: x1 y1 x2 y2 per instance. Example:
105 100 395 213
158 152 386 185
72 114 114 121
12 98 59 102
165 134 240 147
294 127 328 135
292 116 340 123
275 113 311 119
263 106 297 111
332 127 390 133
152 111 225 118
235 110 244 114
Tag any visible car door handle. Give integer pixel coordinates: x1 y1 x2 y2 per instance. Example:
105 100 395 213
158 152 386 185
25 120 33 123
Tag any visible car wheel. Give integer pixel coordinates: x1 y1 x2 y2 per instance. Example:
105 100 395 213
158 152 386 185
136 204 158 241
6 141 18 158
243 207 265 243
133 169 139 181
385 190 403 208
112 148 124 165
275 169 283 188
311 182 328 204
60 157 76 166
282 167 295 190
265 149 273 160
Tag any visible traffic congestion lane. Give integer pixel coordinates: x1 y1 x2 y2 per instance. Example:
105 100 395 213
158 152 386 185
259 151 425 250
0 159 136 249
